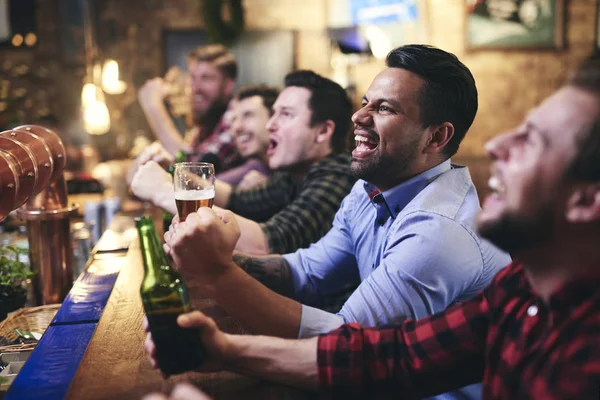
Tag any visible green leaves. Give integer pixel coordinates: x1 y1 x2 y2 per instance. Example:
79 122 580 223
200 0 245 47
0 246 33 297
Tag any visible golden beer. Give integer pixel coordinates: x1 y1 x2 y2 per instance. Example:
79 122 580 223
175 189 215 221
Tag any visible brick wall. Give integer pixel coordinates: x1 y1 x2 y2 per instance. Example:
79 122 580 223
0 0 597 159
347 0 598 156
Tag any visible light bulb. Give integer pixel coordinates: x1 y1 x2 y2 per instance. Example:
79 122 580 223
81 83 97 109
83 100 111 135
101 59 127 95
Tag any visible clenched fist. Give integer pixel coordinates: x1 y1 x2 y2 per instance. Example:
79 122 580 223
166 208 240 284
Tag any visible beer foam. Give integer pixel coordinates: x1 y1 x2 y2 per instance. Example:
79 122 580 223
174 188 215 201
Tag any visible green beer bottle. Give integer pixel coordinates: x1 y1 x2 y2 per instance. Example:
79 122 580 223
162 151 187 233
136 215 205 375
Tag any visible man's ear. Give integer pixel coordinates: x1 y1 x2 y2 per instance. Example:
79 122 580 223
565 183 600 223
423 122 454 154
224 78 236 98
315 120 335 144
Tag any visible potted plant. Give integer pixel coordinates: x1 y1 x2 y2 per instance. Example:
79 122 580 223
0 246 33 321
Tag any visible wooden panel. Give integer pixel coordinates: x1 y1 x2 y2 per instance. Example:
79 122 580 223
65 236 309 400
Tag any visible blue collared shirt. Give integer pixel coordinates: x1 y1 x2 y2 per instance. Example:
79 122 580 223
284 160 511 400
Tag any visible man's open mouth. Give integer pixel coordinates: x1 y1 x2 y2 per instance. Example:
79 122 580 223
352 132 379 159
267 137 279 156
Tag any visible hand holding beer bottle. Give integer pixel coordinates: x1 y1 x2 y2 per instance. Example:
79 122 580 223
174 162 215 221
137 216 205 376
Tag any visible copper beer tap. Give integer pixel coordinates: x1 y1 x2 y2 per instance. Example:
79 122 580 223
0 125 79 305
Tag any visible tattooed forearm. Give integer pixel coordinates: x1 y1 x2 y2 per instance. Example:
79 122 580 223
232 254 295 297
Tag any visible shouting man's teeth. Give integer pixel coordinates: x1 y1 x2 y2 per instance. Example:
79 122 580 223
488 176 505 196
354 135 378 151
237 133 251 144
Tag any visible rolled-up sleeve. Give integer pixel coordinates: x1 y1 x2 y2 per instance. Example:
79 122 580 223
298 305 345 338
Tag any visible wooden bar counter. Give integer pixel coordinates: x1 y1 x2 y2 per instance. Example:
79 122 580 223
6 214 309 400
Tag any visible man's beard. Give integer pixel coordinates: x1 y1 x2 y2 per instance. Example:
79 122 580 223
477 205 555 254
192 99 228 129
350 139 420 186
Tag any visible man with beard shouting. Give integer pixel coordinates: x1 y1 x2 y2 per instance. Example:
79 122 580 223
137 44 242 172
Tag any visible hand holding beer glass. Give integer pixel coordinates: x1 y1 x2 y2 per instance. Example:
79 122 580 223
174 162 215 221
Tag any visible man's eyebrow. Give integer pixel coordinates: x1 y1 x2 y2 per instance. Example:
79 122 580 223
527 120 551 147
381 97 404 111
362 95 406 114
277 106 295 112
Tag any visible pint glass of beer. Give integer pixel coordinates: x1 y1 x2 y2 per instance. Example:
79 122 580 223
173 162 215 221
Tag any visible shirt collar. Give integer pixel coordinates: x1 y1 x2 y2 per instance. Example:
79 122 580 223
546 269 600 314
514 262 600 321
363 159 452 221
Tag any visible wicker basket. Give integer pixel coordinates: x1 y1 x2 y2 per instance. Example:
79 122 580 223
0 304 60 353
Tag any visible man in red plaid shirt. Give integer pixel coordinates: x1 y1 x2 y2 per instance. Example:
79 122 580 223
143 56 600 400
137 44 242 173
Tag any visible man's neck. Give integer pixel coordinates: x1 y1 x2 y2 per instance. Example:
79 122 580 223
285 151 332 181
194 102 228 139
519 238 600 302
258 151 269 166
375 158 448 192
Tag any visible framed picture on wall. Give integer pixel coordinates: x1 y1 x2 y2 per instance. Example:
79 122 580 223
465 0 565 50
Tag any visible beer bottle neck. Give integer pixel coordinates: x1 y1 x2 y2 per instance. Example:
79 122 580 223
136 217 171 278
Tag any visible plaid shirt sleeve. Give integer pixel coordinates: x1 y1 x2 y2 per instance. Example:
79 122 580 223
259 162 356 254
317 287 491 399
227 173 296 222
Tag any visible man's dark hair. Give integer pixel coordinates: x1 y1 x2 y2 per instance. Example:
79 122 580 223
188 44 238 80
385 44 478 157
284 70 353 153
236 85 280 116
566 54 600 182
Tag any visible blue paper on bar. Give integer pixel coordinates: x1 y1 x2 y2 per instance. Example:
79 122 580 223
51 254 126 325
4 323 97 400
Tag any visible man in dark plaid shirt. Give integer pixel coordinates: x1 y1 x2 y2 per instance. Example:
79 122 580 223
207 70 356 255
144 57 600 400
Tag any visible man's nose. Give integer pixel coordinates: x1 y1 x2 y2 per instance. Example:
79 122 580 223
351 107 372 127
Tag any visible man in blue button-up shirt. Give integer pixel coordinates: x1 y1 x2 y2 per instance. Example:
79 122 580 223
163 45 511 400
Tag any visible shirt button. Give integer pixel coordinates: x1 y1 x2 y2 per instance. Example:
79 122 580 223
527 305 538 317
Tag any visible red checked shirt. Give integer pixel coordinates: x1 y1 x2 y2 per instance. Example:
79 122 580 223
318 262 600 399
186 117 242 172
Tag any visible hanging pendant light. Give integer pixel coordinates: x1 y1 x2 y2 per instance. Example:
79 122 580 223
79 0 112 135
83 98 111 135
81 82 97 109
101 59 127 95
